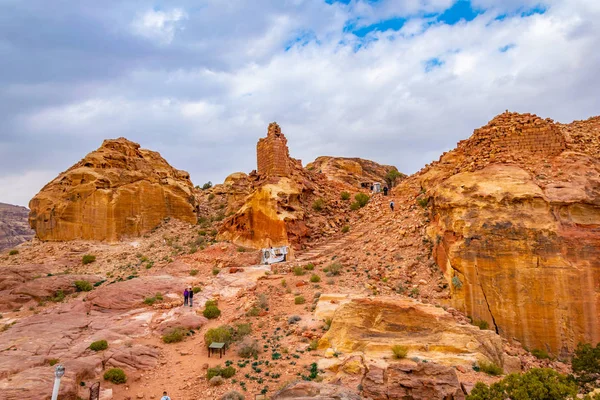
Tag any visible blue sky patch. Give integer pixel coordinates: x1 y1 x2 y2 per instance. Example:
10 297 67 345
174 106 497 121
285 31 318 51
351 17 406 37
499 44 516 52
437 0 484 24
424 57 444 72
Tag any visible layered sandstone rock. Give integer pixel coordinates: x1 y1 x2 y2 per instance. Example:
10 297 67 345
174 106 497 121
417 111 600 355
318 297 508 368
0 203 34 251
271 381 361 400
307 156 401 188
29 138 197 242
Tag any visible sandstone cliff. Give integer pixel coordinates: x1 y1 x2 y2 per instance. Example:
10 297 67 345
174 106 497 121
306 156 401 188
0 203 34 251
414 112 600 356
29 138 197 242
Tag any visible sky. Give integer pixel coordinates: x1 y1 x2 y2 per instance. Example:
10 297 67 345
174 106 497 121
1 0 599 207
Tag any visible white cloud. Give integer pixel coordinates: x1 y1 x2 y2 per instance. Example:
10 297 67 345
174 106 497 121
0 170 57 207
131 8 188 44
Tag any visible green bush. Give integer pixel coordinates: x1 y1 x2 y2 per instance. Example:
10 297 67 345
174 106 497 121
163 328 186 343
202 181 213 190
340 192 351 201
212 267 220 275
190 269 199 276
89 340 108 351
304 263 315 271
207 365 236 380
103 368 127 384
466 368 577 400
204 326 233 346
350 202 361 211
385 169 403 188
246 307 260 317
451 276 463 289
354 193 370 208
308 340 318 351
234 323 252 339
341 225 350 233
472 318 489 330
193 286 202 294
8 249 18 256
143 296 157 305
532 348 551 360
294 296 306 305
82 255 96 265
51 290 65 302
391 345 408 359
74 280 93 292
312 198 325 212
310 274 321 283
205 300 218 307
48 358 59 366
572 342 600 391
417 196 430 208
293 266 305 276
479 361 503 376
203 305 221 319
328 262 343 276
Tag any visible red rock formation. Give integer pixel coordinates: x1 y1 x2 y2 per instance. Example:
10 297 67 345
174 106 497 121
29 138 197 242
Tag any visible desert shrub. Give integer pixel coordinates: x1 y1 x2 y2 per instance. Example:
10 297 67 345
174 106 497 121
304 263 315 271
328 262 343 276
246 307 260 317
204 326 233 346
212 267 220 275
341 225 350 233
472 319 489 330
209 375 224 386
293 266 305 276
193 286 201 294
207 365 236 380
294 296 306 305
310 274 321 283
89 340 108 351
257 293 269 309
350 202 361 211
143 296 157 305
417 196 430 208
451 276 463 290
479 361 503 376
203 305 221 319
340 191 351 201
48 358 59 366
8 249 18 256
391 345 408 359
532 348 551 360
51 290 65 302
74 280 93 292
466 368 576 400
103 368 126 384
208 193 215 201
237 337 259 358
221 391 245 400
162 328 186 344
235 323 252 339
190 269 198 276
205 299 218 307
202 181 213 190
354 193 370 207
385 169 403 188
309 340 319 351
572 342 600 391
82 255 96 265
288 315 301 324
312 198 325 212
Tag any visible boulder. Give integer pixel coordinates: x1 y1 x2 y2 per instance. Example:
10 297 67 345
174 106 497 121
29 138 196 242
271 381 361 399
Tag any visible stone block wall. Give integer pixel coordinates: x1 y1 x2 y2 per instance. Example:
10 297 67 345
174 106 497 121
257 122 291 176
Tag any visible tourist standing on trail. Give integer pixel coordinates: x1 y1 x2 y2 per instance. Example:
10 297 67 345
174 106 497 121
183 288 189 306
161 391 171 400
383 186 389 196
188 287 194 307
390 201 395 212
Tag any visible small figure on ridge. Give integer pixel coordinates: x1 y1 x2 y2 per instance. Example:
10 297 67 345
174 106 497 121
183 288 189 307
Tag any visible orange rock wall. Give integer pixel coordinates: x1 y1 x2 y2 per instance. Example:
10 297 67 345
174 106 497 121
257 122 290 176
29 138 197 242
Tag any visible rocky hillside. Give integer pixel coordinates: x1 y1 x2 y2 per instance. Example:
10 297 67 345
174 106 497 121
0 203 34 251
29 138 197 242
306 156 401 188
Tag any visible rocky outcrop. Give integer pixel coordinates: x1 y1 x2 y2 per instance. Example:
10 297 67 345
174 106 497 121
307 156 401 189
271 381 361 399
419 112 600 356
0 203 34 251
29 138 197 242
318 296 509 368
362 360 465 400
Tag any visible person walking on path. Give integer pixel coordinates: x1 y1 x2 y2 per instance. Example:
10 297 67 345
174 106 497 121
383 186 388 196
188 287 194 307
390 200 395 212
183 288 189 307
161 391 171 400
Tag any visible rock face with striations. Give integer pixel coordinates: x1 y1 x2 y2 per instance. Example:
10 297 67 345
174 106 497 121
29 138 197 242
419 112 600 356
0 203 34 251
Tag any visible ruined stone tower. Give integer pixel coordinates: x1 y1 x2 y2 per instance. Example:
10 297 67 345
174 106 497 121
257 122 291 176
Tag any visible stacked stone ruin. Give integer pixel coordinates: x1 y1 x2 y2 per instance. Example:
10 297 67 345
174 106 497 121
257 122 291 177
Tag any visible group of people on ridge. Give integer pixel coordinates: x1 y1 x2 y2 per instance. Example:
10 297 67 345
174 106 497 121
182 287 194 307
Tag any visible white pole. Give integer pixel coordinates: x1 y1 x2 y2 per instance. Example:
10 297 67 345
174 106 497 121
51 365 65 400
